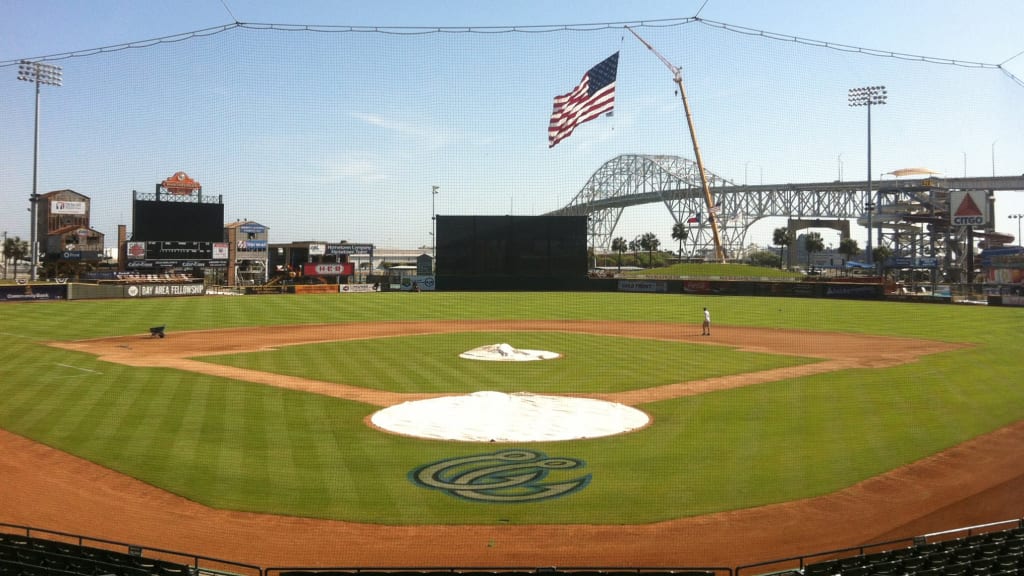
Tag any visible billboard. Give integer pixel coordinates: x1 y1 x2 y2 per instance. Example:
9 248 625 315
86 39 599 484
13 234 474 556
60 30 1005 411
950 190 989 227
325 243 373 256
303 262 355 276
50 200 86 215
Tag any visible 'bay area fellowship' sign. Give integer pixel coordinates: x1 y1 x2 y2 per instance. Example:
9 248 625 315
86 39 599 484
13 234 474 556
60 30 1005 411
126 284 206 297
950 190 989 227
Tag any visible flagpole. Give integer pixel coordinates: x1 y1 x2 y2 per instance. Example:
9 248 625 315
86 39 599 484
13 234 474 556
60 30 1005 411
626 26 726 263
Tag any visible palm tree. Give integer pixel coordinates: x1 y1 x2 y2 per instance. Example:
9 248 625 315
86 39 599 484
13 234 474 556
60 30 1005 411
628 238 641 267
611 237 627 271
772 227 795 270
640 232 660 267
804 232 824 268
873 246 893 278
3 236 28 280
671 222 689 263
838 237 859 273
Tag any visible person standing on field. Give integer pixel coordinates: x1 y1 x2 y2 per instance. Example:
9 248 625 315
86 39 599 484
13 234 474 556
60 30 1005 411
702 307 711 336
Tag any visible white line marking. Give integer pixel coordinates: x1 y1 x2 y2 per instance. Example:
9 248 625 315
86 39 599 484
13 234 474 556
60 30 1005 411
55 363 102 374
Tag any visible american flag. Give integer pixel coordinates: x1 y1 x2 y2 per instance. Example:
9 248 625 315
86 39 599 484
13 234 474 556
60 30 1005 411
548 52 619 148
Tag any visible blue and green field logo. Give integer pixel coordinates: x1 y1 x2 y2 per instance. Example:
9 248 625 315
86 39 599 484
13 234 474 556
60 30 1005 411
410 449 591 503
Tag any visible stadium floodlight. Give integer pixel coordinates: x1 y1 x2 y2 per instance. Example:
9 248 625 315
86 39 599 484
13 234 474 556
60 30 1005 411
431 185 439 271
17 60 63 282
848 85 887 266
1010 214 1024 247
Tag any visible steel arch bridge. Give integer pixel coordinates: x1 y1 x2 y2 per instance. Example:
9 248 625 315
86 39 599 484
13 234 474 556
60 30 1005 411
545 153 1024 272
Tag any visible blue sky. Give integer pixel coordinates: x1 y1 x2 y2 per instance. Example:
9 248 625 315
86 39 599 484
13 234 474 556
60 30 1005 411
2 0 1023 252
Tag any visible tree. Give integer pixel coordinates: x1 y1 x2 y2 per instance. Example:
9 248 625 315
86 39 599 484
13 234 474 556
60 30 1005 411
3 236 29 280
772 227 795 269
804 232 825 268
746 249 781 268
640 232 660 267
838 237 859 272
873 246 893 278
671 222 689 262
628 238 641 267
611 237 628 271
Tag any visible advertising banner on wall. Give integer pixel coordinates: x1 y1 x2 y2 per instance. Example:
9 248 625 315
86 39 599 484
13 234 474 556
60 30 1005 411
50 200 87 215
399 275 435 291
125 284 206 297
293 284 338 294
0 284 68 302
339 283 378 293
236 240 267 251
303 262 354 276
618 280 667 293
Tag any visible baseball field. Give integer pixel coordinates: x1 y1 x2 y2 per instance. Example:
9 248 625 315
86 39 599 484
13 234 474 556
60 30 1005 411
1 291 1022 569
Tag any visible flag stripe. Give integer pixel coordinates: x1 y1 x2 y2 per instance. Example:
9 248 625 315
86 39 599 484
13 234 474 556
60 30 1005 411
548 52 619 148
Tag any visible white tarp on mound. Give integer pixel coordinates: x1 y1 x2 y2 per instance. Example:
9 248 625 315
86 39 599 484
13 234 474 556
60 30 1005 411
459 343 560 361
370 391 650 442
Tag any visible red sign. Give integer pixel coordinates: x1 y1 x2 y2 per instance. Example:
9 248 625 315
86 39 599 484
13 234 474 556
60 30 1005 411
161 171 201 195
303 263 354 276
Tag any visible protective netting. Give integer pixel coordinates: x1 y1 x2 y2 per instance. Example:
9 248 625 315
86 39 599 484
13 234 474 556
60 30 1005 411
1 19 1022 251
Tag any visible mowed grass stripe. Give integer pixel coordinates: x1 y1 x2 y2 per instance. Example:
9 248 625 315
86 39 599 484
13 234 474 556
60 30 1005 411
199 332 817 394
0 294 1021 523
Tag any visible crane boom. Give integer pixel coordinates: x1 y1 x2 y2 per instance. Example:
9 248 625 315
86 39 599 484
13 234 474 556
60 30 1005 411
626 26 726 262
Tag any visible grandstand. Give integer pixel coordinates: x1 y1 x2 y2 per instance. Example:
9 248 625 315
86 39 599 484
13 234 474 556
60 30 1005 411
4 519 1023 576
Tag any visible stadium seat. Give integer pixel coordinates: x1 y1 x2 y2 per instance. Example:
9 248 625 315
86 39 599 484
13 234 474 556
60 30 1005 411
802 559 839 576
866 560 900 575
942 563 968 576
900 555 926 572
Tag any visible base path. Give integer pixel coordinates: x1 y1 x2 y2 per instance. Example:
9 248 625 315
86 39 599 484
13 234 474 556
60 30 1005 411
1 320 1017 568
50 320 966 406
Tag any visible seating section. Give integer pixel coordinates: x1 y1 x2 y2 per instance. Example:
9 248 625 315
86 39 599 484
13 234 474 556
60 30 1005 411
277 572 717 576
802 526 1024 576
4 523 1023 576
0 533 193 576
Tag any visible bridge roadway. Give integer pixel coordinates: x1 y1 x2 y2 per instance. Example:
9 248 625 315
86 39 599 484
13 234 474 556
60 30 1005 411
546 156 1024 257
549 175 1024 215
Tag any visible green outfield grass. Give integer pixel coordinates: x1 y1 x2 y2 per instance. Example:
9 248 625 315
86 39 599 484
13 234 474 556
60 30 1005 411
0 292 1021 524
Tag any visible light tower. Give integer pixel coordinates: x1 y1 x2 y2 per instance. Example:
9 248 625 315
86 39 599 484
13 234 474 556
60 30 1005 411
848 85 887 265
17 60 63 281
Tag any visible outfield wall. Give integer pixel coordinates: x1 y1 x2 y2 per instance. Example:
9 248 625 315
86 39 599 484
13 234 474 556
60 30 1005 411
0 283 206 302
14 279 1024 305
436 276 886 299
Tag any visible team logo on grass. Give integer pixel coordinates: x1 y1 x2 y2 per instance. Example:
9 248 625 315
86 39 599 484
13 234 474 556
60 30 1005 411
410 449 591 503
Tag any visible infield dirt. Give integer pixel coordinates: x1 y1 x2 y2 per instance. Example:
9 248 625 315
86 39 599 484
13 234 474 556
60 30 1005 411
1 320 1018 568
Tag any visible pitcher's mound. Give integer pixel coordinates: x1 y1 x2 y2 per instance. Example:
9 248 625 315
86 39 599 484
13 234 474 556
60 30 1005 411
370 391 650 442
458 342 560 361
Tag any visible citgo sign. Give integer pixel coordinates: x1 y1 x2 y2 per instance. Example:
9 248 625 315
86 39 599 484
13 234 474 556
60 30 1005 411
950 190 988 227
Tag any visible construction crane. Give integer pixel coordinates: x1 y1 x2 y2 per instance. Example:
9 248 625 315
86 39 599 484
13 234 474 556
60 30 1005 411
626 26 726 262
